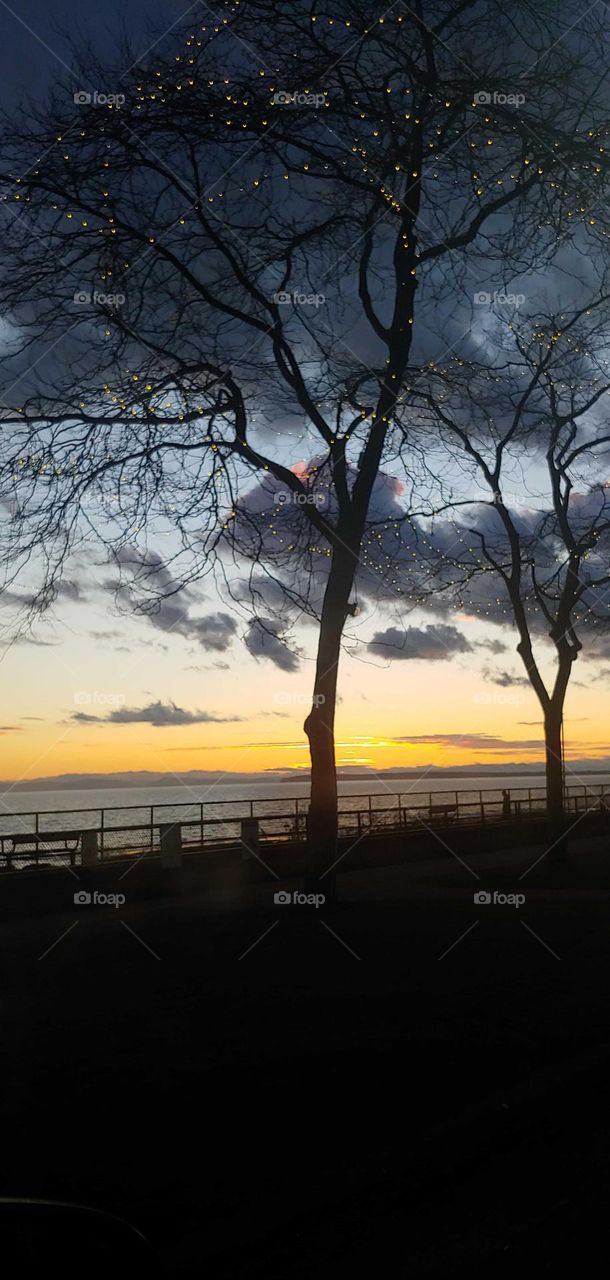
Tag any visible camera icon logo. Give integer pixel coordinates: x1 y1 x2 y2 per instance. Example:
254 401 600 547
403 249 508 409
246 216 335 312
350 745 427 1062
474 891 492 905
73 291 91 305
474 90 491 105
274 890 292 905
74 890 92 905
474 291 491 305
73 90 92 105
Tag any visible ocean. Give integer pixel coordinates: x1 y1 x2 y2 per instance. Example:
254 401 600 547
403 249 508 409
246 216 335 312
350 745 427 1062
1 772 608 836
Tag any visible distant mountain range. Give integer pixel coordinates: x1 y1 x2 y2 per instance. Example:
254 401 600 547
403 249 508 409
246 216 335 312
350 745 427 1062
2 761 610 792
0 769 267 792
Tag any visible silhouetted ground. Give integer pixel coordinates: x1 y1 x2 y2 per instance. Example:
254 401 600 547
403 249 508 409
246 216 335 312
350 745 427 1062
1 830 609 1275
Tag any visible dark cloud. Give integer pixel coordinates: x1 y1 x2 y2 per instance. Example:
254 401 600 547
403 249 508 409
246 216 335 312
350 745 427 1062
584 638 610 661
132 638 169 652
71 700 245 727
131 599 237 651
2 579 86 609
368 623 472 661
108 545 237 652
54 579 86 603
244 618 302 672
183 613 237 650
477 638 509 655
139 599 237 652
390 733 544 749
481 667 531 687
517 717 589 724
185 661 231 671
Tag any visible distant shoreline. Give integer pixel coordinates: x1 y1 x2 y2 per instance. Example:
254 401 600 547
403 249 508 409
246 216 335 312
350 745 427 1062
286 769 610 783
2 766 610 796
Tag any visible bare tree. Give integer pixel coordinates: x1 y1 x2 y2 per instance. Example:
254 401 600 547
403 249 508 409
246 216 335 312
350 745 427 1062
410 293 610 853
1 1 610 885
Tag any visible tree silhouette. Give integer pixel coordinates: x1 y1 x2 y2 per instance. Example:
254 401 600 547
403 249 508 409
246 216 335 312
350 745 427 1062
412 291 610 853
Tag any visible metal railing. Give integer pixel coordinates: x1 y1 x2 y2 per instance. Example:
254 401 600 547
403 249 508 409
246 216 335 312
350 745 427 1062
0 782 608 870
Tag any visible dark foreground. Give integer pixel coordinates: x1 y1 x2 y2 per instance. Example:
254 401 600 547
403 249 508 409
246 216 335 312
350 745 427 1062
2 831 610 1276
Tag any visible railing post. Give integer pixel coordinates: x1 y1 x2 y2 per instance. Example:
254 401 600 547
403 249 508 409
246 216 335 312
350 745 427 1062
81 830 99 866
100 808 105 859
480 790 485 822
160 822 183 868
150 806 154 854
241 817 259 861
200 802 204 850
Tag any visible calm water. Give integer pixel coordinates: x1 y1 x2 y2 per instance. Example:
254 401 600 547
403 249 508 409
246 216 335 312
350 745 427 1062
1 773 609 837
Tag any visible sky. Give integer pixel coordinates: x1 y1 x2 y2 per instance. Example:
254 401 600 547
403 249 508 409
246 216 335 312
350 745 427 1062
1 561 609 783
0 0 189 85
1 0 610 785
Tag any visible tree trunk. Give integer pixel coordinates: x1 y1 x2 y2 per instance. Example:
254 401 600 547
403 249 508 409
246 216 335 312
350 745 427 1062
544 706 567 861
303 546 355 902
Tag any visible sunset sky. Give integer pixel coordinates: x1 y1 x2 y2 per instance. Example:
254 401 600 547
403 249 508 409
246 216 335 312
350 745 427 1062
1 566 609 785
